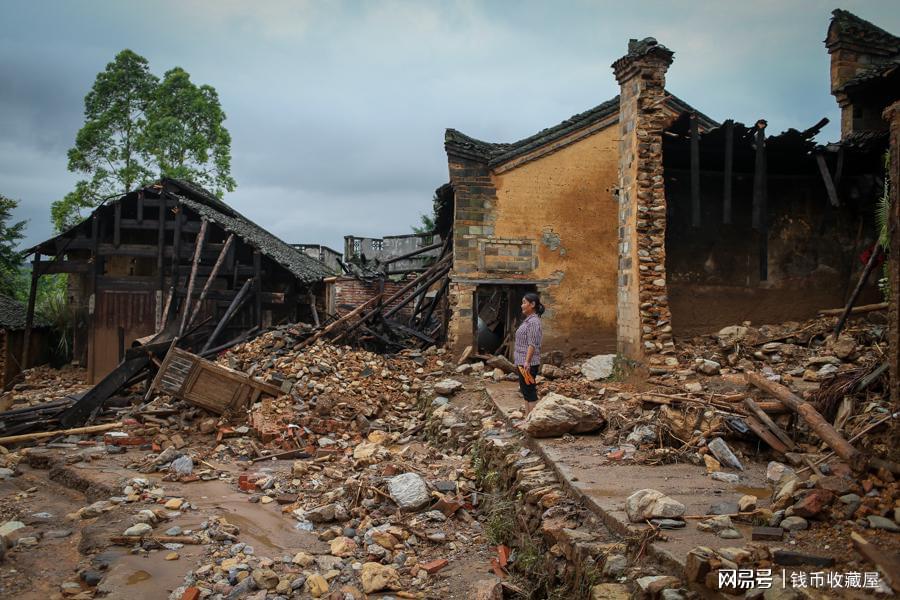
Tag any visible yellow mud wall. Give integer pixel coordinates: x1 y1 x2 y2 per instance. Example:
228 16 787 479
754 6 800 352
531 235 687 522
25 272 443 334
490 125 619 355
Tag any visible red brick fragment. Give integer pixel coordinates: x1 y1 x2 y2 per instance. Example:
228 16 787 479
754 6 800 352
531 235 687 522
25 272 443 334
421 558 449 574
181 588 200 600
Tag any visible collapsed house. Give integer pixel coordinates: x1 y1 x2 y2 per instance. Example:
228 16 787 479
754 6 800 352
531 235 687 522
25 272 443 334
343 232 443 275
442 9 900 367
22 178 332 383
291 244 343 275
443 53 715 359
0 294 48 389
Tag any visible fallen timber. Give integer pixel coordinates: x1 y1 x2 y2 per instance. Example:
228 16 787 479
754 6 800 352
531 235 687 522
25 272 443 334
745 371 900 473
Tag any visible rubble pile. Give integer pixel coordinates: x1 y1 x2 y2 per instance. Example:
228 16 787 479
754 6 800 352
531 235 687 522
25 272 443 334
135 335 495 599
0 365 89 410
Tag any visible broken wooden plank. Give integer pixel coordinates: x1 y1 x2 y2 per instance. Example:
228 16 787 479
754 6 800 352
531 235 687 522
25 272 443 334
301 293 383 349
750 526 783 541
815 153 841 207
722 119 733 224
751 120 768 281
110 535 203 546
745 371 864 470
743 415 789 455
201 278 254 354
57 355 151 428
186 232 234 331
773 550 835 568
743 397 796 450
0 421 123 446
834 245 883 338
253 251 262 328
179 219 208 336
818 301 888 316
250 448 311 463
690 112 700 228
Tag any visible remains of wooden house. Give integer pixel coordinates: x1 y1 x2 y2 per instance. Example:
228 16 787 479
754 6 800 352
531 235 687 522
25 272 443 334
22 178 332 384
0 294 49 389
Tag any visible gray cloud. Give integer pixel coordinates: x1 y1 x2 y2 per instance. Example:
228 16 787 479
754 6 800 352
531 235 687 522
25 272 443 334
3 1 899 253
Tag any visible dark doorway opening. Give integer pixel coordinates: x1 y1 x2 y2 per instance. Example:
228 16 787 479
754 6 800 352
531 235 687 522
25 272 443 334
473 284 537 359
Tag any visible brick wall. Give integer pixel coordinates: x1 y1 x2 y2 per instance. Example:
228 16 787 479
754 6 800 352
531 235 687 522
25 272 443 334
330 277 417 320
613 39 675 363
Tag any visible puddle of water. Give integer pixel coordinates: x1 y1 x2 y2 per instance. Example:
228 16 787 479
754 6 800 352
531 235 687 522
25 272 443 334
126 570 152 585
222 512 280 551
734 486 772 499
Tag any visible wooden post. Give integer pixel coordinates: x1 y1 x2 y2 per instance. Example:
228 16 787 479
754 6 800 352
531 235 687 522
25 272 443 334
833 244 883 338
745 371 864 471
743 397 796 451
815 153 841 207
382 264 451 320
201 278 254 354
88 213 100 382
171 205 182 288
91 213 100 293
136 190 144 224
722 119 733 224
178 219 208 336
21 253 40 369
113 201 121 248
156 195 166 330
186 233 234 331
752 120 768 280
253 251 262 328
690 113 700 228
418 276 449 333
306 294 383 348
834 147 844 186
307 289 320 328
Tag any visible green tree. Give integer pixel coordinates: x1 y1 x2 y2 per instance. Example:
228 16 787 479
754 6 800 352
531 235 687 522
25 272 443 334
411 213 435 235
54 49 158 231
0 194 26 298
141 67 236 197
54 52 237 231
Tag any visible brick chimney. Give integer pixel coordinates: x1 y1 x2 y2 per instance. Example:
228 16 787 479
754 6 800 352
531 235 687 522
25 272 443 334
611 37 674 362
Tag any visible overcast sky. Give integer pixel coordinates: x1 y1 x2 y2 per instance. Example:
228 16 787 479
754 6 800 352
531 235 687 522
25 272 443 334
3 1 899 253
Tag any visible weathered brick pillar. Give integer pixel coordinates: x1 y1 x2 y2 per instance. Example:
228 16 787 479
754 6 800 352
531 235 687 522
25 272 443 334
612 38 674 362
884 101 900 417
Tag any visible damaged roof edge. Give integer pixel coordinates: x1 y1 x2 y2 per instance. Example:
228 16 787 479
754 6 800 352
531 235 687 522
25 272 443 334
445 92 718 167
25 178 332 284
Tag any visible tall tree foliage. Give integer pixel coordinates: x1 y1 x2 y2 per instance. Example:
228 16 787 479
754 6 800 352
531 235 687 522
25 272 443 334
142 68 236 197
0 194 26 298
54 50 157 231
53 51 236 231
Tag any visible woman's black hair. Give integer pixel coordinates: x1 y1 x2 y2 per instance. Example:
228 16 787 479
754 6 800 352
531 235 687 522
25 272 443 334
523 292 545 316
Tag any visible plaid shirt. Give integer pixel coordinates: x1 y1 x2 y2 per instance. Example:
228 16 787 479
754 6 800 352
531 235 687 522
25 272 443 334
514 313 542 366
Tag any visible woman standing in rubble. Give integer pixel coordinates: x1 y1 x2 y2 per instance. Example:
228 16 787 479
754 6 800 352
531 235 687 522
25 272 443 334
515 292 544 417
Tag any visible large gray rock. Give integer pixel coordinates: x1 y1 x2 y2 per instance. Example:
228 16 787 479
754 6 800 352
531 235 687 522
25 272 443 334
581 355 616 380
388 473 430 511
123 523 152 536
707 437 743 471
522 393 605 438
433 379 463 395
625 489 685 522
717 325 749 346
